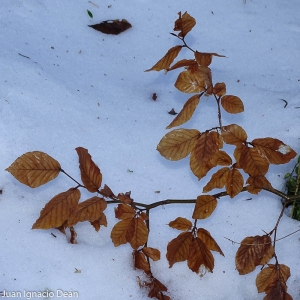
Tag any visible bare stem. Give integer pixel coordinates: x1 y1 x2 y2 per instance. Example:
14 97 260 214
214 95 223 128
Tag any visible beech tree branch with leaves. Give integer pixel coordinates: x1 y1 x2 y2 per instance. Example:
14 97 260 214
6 11 300 300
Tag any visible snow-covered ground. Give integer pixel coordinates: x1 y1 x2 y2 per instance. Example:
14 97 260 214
0 1 300 299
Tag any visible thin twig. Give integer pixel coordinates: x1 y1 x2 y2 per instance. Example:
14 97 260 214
280 98 288 108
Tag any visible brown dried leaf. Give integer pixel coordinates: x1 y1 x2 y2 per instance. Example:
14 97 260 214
197 228 224 256
166 231 193 268
142 247 161 261
90 213 107 231
239 145 269 176
256 264 290 293
32 188 80 229
190 150 219 180
145 45 183 72
139 212 149 221
202 167 230 193
6 151 61 188
194 51 213 67
70 226 77 244
116 192 133 205
134 250 150 274
167 59 198 72
235 235 274 275
193 132 219 162
166 94 201 129
194 52 225 68
88 19 132 35
175 68 209 94
192 195 217 219
174 11 196 37
190 132 220 180
210 131 223 149
148 278 168 299
168 217 193 231
157 128 200 161
264 281 292 300
75 147 102 193
252 138 296 165
215 150 232 166
127 217 149 250
221 95 244 114
168 108 177 115
246 175 274 194
213 82 227 96
114 203 135 220
67 196 107 227
99 184 115 198
110 217 133 247
188 237 214 273
225 168 244 198
221 124 247 146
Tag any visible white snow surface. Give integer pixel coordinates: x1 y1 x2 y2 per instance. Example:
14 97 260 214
1 1 300 299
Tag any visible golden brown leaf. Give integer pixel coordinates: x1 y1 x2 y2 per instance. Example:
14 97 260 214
197 65 213 87
114 203 135 220
221 95 244 114
238 145 269 176
190 150 219 180
194 52 225 67
110 217 133 247
221 124 247 146
142 247 161 261
157 128 200 161
168 217 193 231
174 11 196 37
202 167 230 193
256 264 290 293
235 235 274 275
75 147 102 192
188 237 214 273
213 82 226 96
192 132 219 162
90 213 107 231
32 188 80 229
67 196 107 227
225 168 244 198
126 217 149 250
175 68 210 94
194 51 212 67
246 175 274 194
6 151 61 188
210 131 223 149
167 59 198 72
166 231 193 268
252 138 296 165
166 94 201 129
190 132 220 180
197 228 224 256
215 150 232 166
145 45 183 72
133 250 150 274
192 195 217 219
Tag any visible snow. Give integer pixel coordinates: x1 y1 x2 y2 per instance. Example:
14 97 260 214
1 0 300 299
